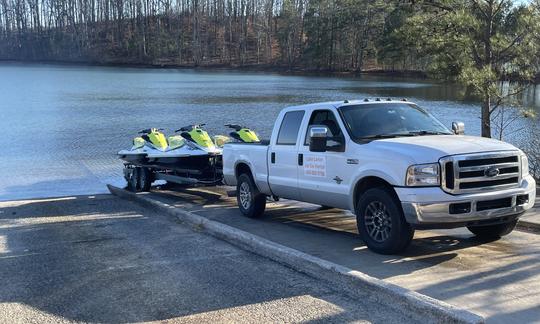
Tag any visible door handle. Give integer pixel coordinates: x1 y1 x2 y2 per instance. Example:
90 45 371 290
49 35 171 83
298 153 303 166
271 152 276 163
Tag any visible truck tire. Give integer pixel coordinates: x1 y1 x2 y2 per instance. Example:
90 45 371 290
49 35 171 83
139 167 153 192
355 187 414 254
127 167 140 192
237 173 266 218
467 220 517 238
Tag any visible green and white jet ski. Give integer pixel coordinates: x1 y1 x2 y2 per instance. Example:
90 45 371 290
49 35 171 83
117 128 168 164
144 124 221 170
225 124 260 143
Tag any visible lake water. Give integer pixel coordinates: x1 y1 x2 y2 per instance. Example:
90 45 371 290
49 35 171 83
1 63 539 201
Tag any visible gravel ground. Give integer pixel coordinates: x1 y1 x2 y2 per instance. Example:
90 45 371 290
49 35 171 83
0 194 413 323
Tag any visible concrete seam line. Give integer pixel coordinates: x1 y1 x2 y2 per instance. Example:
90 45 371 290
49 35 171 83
107 185 484 324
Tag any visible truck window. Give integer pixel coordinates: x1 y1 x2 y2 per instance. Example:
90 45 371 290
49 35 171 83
276 110 305 145
339 103 451 140
304 110 343 145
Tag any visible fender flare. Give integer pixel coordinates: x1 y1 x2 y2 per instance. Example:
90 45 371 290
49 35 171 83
349 170 401 211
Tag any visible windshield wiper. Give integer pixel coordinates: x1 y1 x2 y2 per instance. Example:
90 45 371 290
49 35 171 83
361 133 417 139
406 130 451 136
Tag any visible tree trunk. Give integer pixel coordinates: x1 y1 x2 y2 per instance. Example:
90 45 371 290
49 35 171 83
481 95 491 138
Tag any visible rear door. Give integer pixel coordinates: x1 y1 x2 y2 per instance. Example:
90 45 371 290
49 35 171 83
267 110 305 200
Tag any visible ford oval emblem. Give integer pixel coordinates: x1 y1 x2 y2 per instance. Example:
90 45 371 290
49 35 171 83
484 166 500 177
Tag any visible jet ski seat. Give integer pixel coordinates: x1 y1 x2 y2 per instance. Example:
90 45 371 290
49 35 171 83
167 135 185 150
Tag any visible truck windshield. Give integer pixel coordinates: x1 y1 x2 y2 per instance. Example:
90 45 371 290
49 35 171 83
339 103 452 140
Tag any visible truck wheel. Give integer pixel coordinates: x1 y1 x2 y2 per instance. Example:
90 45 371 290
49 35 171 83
237 173 266 218
139 167 153 192
127 167 140 192
355 187 414 254
467 220 517 238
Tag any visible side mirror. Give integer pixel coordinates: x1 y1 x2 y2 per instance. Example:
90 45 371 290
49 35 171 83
452 121 465 135
308 125 328 152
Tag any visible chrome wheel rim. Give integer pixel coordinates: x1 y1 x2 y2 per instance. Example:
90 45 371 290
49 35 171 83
364 201 392 243
239 182 252 210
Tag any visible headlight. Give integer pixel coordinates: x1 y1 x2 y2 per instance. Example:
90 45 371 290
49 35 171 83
521 154 529 177
406 163 440 186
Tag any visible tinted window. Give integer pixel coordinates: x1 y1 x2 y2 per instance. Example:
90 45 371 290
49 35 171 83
277 111 305 145
304 110 343 145
339 103 451 139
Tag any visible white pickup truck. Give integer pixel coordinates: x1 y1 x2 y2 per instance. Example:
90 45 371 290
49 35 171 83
222 99 536 254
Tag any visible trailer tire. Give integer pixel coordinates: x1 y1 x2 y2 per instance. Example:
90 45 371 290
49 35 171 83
237 173 266 218
127 167 141 192
139 167 153 192
355 187 414 255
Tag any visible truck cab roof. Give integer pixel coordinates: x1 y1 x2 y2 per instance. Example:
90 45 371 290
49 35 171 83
283 98 415 112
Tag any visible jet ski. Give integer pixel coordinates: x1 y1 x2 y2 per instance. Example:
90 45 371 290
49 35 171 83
225 124 260 143
145 124 222 172
117 128 168 164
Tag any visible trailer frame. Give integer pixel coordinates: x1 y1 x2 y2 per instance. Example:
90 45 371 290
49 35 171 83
123 160 223 192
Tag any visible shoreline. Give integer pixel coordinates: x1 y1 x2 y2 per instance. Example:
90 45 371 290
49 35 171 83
0 58 429 79
2 58 537 83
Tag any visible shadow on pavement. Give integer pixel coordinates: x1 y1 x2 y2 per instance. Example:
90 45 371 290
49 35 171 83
146 186 540 323
0 194 408 323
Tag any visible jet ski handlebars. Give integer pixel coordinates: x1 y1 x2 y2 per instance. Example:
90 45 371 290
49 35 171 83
175 124 206 132
138 128 164 134
225 124 243 131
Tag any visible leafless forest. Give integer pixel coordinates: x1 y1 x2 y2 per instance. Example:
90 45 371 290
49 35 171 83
0 0 420 70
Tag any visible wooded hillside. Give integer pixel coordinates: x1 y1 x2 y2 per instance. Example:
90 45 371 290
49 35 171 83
0 0 538 74
0 0 423 71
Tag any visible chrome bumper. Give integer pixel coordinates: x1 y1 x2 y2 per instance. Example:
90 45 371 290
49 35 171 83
401 180 536 226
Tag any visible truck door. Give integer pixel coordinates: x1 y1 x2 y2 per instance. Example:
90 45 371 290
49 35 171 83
268 110 305 200
297 109 351 209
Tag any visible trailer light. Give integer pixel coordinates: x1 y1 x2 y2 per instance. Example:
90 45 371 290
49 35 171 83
406 163 440 187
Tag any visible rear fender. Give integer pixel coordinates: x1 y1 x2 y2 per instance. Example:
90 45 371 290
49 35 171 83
234 160 272 195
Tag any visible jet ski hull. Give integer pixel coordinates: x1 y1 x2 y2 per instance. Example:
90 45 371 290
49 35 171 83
118 150 148 164
146 153 222 175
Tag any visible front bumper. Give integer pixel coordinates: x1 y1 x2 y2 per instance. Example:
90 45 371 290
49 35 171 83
398 175 536 228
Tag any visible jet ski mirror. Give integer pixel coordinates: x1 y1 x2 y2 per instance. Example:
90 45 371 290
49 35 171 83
309 125 328 152
452 121 465 135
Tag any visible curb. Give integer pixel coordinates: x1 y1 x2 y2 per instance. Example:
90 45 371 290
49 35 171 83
517 220 540 233
108 185 484 324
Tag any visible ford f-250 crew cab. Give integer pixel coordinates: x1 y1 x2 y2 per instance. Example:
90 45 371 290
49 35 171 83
222 99 536 254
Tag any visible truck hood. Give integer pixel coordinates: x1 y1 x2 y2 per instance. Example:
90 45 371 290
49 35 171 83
368 135 520 164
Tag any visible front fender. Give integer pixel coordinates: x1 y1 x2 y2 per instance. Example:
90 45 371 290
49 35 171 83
348 168 403 211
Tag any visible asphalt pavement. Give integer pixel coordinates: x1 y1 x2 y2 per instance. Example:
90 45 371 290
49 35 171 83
146 185 540 324
0 194 413 323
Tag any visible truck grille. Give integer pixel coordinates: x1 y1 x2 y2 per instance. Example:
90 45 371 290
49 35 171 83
440 152 521 194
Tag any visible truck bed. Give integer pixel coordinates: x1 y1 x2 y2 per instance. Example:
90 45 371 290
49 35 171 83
222 141 270 193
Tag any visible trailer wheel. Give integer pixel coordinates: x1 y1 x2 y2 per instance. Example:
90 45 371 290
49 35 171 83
127 167 141 192
237 173 266 218
355 187 414 255
139 167 153 192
